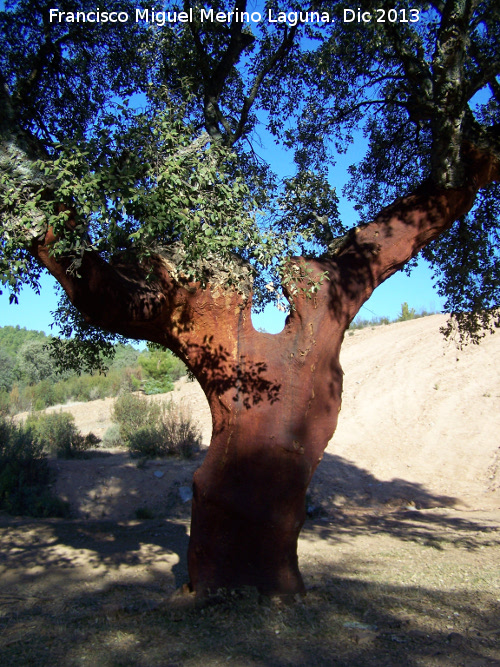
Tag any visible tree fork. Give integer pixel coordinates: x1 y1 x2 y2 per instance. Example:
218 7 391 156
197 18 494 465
182 152 499 596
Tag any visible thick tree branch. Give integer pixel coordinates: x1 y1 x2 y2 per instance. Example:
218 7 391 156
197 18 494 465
332 145 500 321
185 0 300 146
430 0 477 186
184 0 255 143
27 216 257 384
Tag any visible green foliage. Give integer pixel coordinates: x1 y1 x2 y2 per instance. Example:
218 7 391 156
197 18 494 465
112 393 161 444
0 390 9 416
3 367 141 413
141 379 174 396
398 303 417 322
112 393 201 459
349 316 390 330
0 325 47 357
102 424 122 449
0 349 16 392
0 327 55 394
111 344 141 370
16 339 59 385
1 0 499 344
25 411 99 459
127 426 166 459
0 326 143 413
422 191 500 344
138 347 186 394
0 417 69 517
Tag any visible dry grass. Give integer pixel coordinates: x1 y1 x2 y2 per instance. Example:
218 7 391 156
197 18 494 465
1 509 499 667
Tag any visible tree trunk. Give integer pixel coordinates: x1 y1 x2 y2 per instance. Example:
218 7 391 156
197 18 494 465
26 148 498 597
185 176 487 596
187 287 346 595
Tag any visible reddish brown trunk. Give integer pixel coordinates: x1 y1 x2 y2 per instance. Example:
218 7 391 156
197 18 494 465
187 284 346 595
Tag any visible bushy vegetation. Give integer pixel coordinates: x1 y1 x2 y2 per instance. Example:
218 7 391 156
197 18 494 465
25 411 100 459
138 347 187 395
101 424 122 449
112 393 202 459
0 417 70 517
112 392 161 443
397 302 417 322
0 326 187 414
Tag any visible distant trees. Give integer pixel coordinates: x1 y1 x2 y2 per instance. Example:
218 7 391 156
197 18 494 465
398 303 417 322
138 347 188 394
0 349 15 392
0 326 53 396
0 326 186 412
16 340 59 386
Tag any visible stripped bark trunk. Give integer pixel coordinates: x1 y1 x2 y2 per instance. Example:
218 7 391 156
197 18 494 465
187 271 346 595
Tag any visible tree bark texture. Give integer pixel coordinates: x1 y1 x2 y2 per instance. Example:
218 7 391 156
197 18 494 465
29 149 499 596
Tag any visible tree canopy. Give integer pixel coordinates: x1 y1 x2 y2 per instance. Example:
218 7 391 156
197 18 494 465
1 0 499 350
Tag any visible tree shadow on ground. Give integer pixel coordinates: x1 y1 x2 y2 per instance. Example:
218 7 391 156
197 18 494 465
49 450 205 521
1 450 498 665
0 515 499 666
310 452 459 511
303 451 499 550
0 515 190 592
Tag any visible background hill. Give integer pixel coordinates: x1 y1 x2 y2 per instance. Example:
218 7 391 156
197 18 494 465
318 313 500 512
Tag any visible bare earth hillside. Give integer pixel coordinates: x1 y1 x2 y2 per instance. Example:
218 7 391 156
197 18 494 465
321 313 500 512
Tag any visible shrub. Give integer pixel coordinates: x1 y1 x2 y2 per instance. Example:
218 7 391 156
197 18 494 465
137 347 186 394
0 349 16 393
112 393 202 459
112 392 161 443
119 367 142 394
128 426 166 458
25 412 97 459
398 302 417 321
0 417 69 517
24 379 56 411
102 424 123 448
0 390 10 416
8 384 22 413
160 401 202 459
142 378 174 395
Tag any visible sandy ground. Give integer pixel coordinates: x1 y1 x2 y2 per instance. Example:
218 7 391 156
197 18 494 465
32 313 499 521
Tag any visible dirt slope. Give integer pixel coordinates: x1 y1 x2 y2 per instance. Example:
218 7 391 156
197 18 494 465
326 314 500 510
